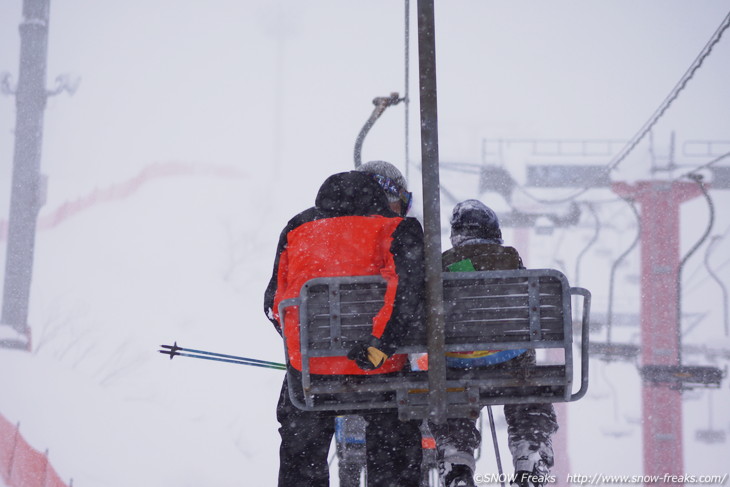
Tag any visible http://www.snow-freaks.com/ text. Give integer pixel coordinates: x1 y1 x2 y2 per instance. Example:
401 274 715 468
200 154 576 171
473 473 729 486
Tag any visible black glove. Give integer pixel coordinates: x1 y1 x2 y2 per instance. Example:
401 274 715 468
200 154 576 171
347 343 389 371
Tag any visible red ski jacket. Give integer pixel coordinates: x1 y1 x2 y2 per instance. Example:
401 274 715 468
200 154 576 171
264 171 424 375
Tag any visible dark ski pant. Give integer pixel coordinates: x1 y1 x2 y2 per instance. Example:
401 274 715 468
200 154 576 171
277 375 423 487
427 404 557 465
428 351 558 470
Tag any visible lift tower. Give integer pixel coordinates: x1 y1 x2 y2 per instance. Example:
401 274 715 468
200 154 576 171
1 0 51 348
480 138 725 484
1 0 49 350
612 180 700 484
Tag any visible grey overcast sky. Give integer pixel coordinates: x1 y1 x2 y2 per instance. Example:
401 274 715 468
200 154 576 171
1 0 729 209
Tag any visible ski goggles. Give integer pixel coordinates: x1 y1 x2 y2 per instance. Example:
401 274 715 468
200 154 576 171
371 174 413 215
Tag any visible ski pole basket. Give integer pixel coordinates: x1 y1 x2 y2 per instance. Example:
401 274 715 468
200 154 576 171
278 268 591 420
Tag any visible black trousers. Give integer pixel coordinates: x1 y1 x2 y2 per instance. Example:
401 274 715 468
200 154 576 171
276 375 423 487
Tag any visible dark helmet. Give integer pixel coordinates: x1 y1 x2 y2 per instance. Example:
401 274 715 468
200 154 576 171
450 199 503 245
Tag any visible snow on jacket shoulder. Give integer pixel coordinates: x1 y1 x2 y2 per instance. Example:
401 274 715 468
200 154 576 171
263 171 425 375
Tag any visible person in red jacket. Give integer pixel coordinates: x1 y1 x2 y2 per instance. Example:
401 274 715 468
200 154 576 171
264 161 425 487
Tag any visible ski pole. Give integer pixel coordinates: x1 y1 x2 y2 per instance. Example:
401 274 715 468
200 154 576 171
487 405 506 487
159 342 286 371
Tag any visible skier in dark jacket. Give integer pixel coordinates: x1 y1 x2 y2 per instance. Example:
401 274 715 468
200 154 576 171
264 161 425 487
429 199 559 487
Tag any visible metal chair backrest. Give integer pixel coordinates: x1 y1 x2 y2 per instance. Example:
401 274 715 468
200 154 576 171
279 268 591 419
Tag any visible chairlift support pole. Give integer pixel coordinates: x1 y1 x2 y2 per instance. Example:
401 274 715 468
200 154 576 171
613 181 703 487
416 0 446 423
1 0 51 349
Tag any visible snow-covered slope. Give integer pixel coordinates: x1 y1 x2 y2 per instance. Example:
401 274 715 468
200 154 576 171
0 171 286 486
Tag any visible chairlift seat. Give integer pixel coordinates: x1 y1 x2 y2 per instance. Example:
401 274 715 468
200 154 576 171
278 268 591 420
640 364 724 389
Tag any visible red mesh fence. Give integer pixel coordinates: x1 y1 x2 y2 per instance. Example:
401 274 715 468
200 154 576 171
0 413 71 487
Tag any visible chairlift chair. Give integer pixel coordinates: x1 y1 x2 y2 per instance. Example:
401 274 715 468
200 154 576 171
280 268 591 420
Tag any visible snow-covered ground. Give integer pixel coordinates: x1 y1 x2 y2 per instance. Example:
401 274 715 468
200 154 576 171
0 173 286 486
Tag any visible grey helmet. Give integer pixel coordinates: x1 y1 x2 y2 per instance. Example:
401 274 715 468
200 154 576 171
357 160 412 215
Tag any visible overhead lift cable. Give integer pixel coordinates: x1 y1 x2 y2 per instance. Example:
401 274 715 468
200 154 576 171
570 146 730 219
606 8 730 175
404 0 411 181
510 8 730 206
681 150 730 179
